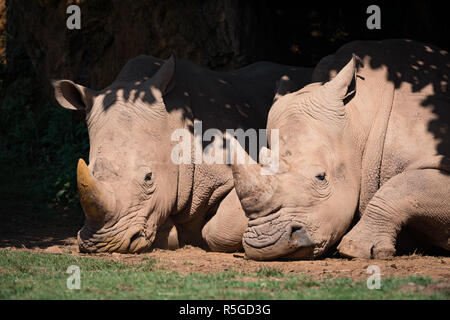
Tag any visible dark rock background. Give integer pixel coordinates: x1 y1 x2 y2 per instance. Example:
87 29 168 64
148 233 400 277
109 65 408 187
4 0 450 91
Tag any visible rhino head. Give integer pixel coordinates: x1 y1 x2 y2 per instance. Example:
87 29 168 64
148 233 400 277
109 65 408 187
52 56 186 253
232 57 362 260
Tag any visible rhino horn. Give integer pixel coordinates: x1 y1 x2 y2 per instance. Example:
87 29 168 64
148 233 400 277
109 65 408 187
227 136 278 214
77 159 114 228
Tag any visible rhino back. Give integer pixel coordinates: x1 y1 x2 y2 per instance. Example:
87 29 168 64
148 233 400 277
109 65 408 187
166 59 313 132
102 56 312 132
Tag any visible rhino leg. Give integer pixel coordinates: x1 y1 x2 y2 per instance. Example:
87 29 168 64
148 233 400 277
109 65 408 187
202 188 249 252
338 169 450 259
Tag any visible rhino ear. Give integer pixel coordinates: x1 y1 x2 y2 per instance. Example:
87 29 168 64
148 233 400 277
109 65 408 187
323 54 362 101
152 53 176 96
52 80 96 111
273 75 297 102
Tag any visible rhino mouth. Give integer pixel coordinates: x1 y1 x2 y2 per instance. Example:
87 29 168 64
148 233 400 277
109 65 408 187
77 222 155 253
243 214 316 260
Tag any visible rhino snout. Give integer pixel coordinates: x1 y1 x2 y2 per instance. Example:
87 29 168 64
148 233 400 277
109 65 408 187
243 220 317 260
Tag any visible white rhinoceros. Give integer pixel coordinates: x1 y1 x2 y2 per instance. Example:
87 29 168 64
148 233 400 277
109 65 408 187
231 39 450 260
52 55 312 253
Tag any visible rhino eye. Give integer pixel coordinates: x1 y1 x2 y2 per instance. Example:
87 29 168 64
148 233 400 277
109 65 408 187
144 173 152 181
315 172 326 181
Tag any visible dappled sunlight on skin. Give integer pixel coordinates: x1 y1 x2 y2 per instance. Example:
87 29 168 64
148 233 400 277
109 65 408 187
51 53 314 254
232 39 450 261
94 56 316 135
313 39 449 170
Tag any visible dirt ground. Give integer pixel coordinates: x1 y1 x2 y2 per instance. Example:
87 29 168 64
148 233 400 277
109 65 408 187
1 221 449 281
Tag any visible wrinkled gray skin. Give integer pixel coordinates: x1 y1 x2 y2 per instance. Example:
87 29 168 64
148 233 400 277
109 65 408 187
232 39 450 260
52 55 312 253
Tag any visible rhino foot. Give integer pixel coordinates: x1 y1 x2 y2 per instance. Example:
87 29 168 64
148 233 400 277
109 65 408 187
337 226 396 259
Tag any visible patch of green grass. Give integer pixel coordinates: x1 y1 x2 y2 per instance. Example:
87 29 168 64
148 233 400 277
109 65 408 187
0 250 448 300
256 266 284 277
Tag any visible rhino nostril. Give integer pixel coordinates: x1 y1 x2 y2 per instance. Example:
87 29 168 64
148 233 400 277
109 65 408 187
290 226 302 240
128 231 146 253
129 232 140 244
290 226 312 247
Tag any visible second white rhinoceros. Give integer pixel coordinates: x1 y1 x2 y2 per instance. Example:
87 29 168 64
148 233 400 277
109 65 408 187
231 39 450 260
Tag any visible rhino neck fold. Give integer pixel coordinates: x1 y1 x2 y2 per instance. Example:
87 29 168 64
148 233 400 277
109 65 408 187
179 162 234 221
174 162 195 218
357 81 396 216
